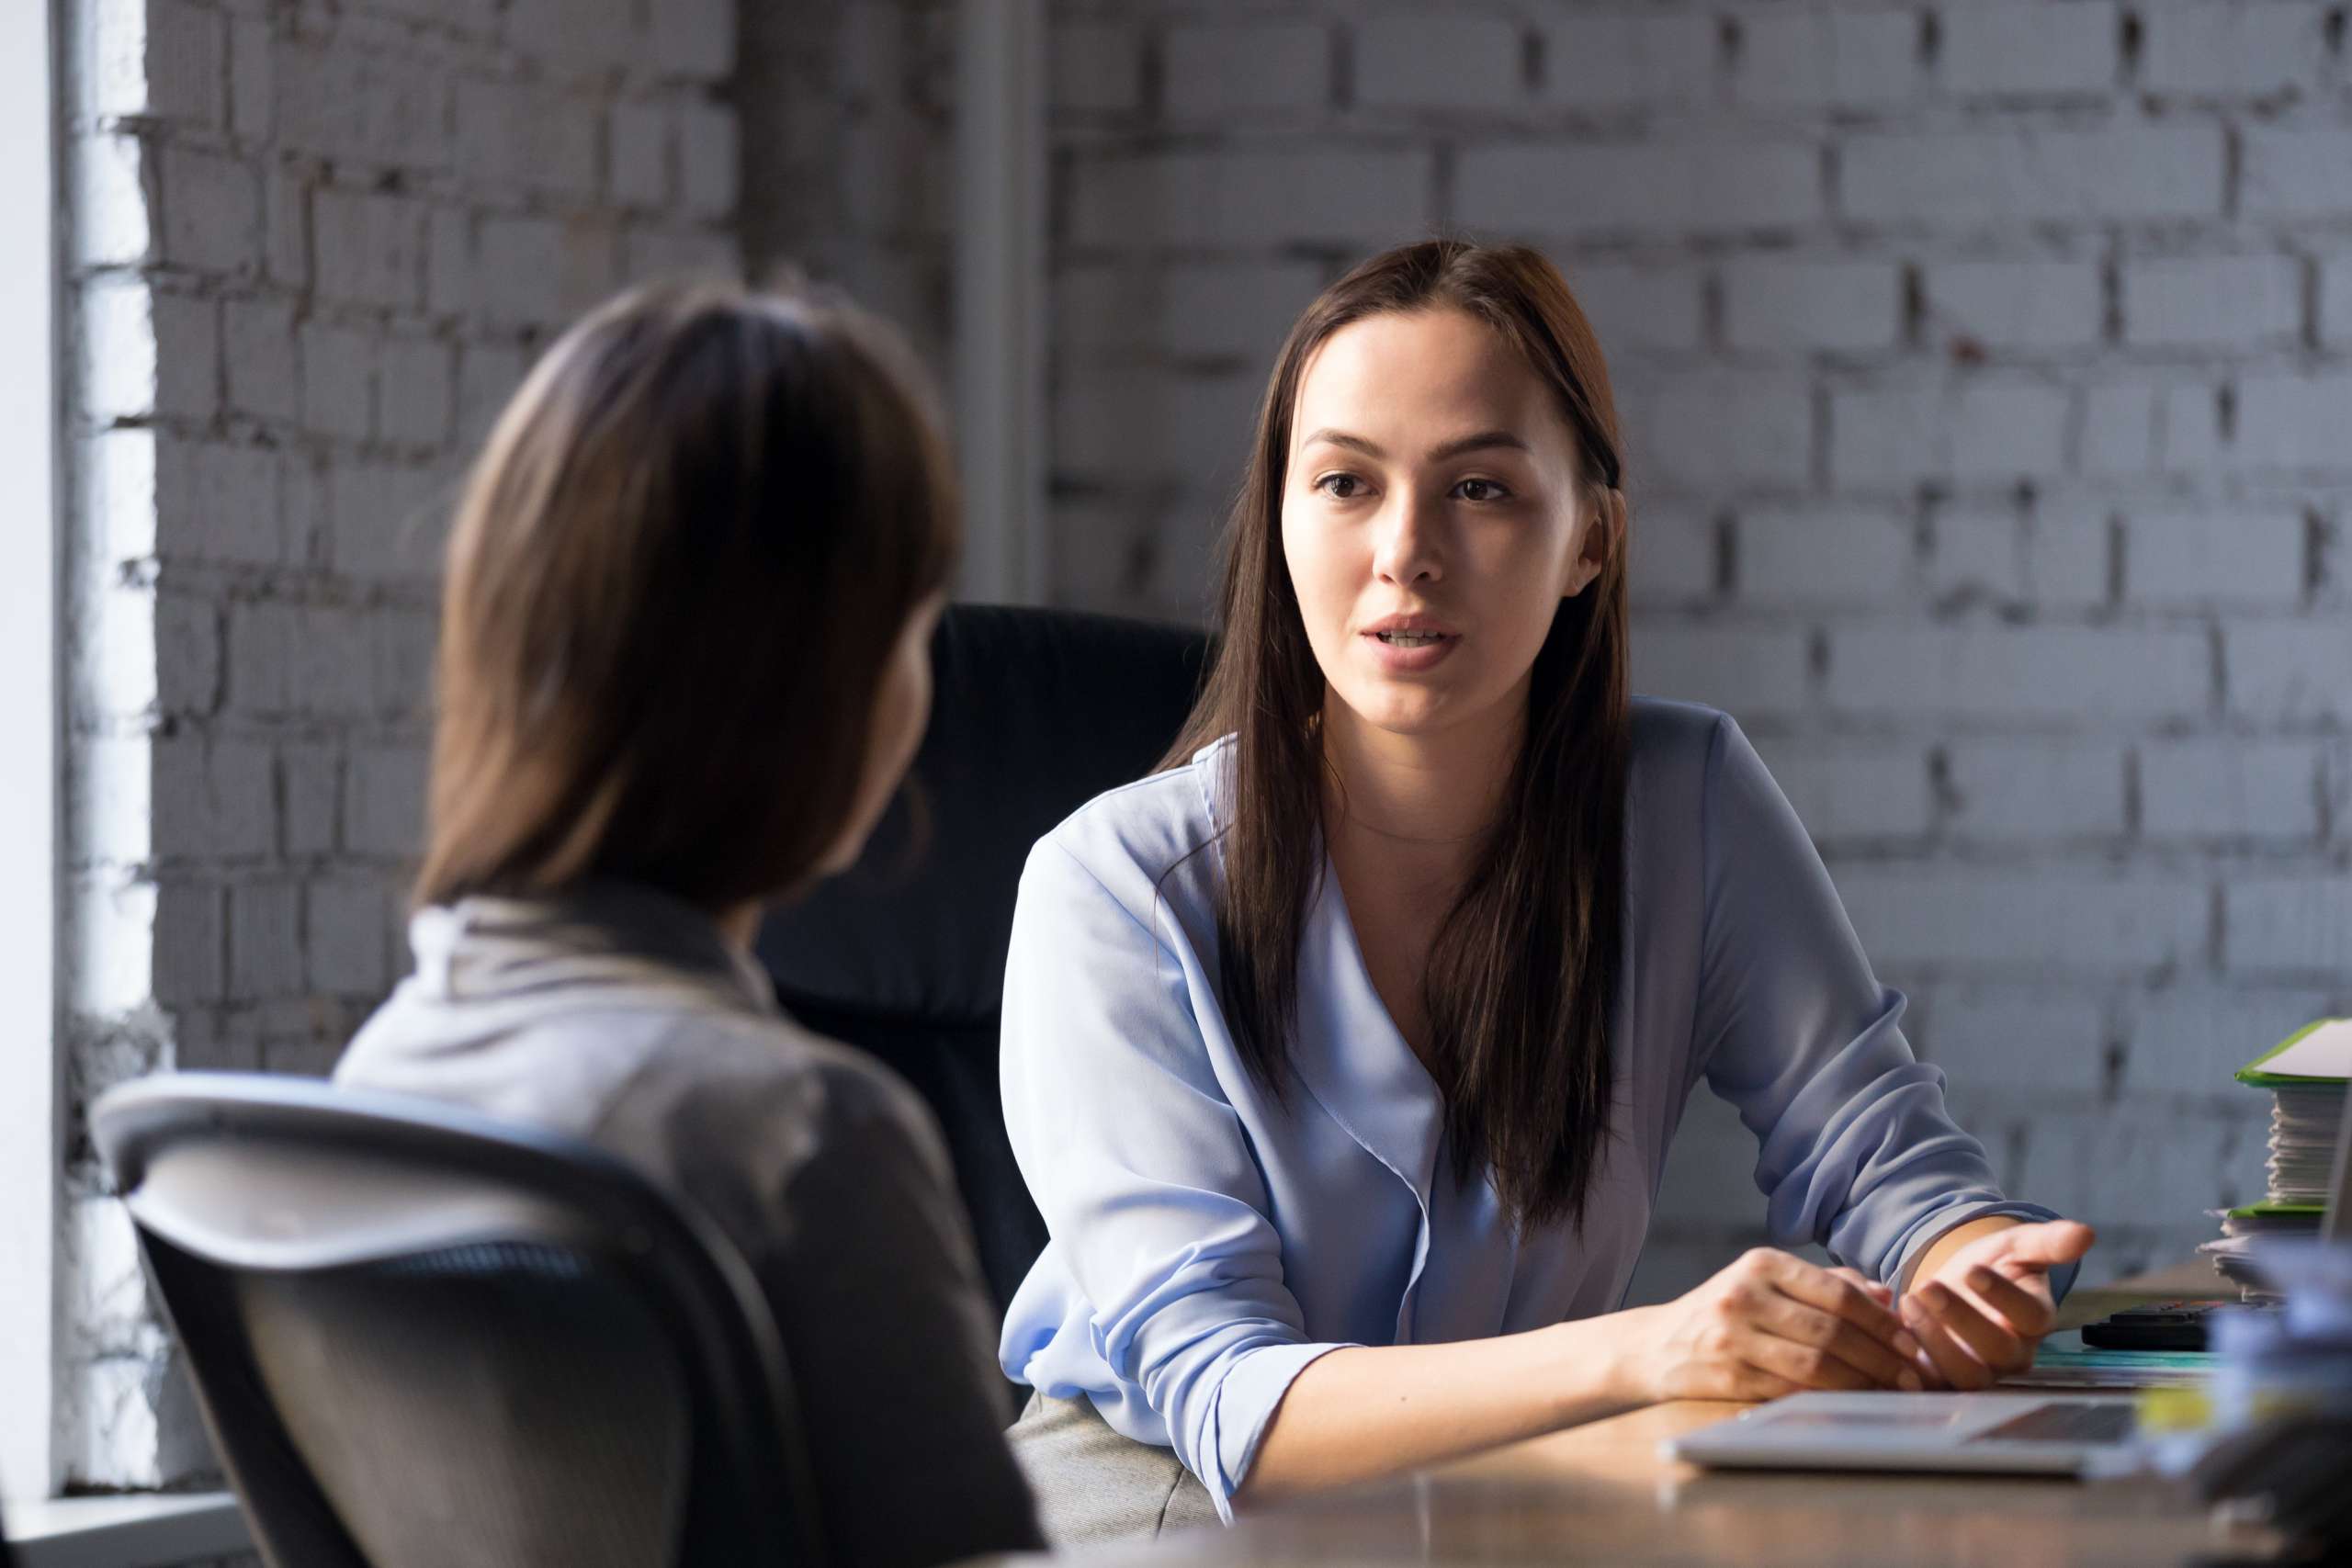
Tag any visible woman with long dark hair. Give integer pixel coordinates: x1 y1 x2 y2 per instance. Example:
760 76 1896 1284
335 279 1040 1568
997 240 2092 1539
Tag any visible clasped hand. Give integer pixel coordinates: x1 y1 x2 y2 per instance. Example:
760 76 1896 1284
1620 1221 2096 1402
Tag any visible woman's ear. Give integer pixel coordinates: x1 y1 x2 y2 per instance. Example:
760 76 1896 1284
1562 487 1624 600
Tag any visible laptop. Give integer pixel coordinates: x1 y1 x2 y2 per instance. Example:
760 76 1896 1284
1666 1079 2352 1476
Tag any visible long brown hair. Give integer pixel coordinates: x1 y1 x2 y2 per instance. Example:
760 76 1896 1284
1162 239 1631 1233
416 277 957 912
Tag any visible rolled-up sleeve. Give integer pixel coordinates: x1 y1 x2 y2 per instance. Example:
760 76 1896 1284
1690 715 2075 1299
1001 835 1353 1517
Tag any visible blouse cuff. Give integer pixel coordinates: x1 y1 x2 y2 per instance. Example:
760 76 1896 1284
1889 1201 2080 1304
1198 1339 1358 1521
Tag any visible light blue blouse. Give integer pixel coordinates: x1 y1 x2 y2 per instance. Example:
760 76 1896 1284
998 699 2067 1519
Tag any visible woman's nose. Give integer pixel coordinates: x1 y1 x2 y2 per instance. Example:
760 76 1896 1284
1372 491 1444 586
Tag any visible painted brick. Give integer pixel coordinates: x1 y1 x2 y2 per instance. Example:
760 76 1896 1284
74 130 150 270
1054 367 1261 489
1357 14 1523 111
1928 505 2024 603
1165 262 1324 364
1164 21 1327 118
1565 262 1706 355
1722 257 1902 353
225 600 296 716
621 225 736 285
155 145 259 275
644 0 733 80
2223 877 2352 975
2140 2 2329 97
264 165 307 289
1838 870 2210 970
1457 140 1822 239
1938 2 2120 97
1629 625 1811 716
151 882 224 1006
2022 1106 2250 1230
1628 505 1717 604
2125 987 2335 1104
84 281 217 424
1052 22 1141 115
2226 622 2352 722
1547 12 1718 108
2141 739 2325 840
151 736 274 863
2026 509 2113 606
1070 149 1430 250
1922 987 2106 1094
2243 129 2352 218
455 77 597 198
2323 256 2352 349
2078 382 2156 477
372 607 436 719
1952 381 2067 480
279 741 339 858
1747 738 1932 839
1632 371 1812 488
1924 260 2103 352
298 321 375 443
1737 503 1912 604
1827 626 2211 720
311 186 428 310
456 340 528 445
609 100 670 208
2231 371 2352 474
2125 507 2306 605
1944 742 2128 838
344 743 429 859
221 297 298 423
156 439 280 568
228 881 304 999
229 12 270 140
331 459 447 581
2122 255 2302 349
1841 126 2226 225
274 36 449 172
307 878 390 997
474 214 619 329
124 0 225 126
376 335 453 449
677 99 741 220
1731 8 1920 109
505 0 637 74
1827 379 2067 488
153 593 220 719
290 605 376 716
2158 381 2225 474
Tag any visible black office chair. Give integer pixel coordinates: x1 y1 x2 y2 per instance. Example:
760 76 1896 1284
92 1072 824 1568
758 604 1211 1314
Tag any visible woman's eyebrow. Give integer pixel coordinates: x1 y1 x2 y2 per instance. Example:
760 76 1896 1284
1296 427 1531 461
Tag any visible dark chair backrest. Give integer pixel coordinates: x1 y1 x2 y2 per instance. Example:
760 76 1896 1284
758 604 1211 1312
92 1073 824 1568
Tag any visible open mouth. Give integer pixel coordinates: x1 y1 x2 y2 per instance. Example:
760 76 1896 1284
1374 630 1449 649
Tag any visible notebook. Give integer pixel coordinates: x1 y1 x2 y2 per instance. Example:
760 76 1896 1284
2200 1021 2350 1295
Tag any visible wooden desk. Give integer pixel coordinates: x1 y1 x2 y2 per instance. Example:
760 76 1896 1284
1019 1263 2288 1566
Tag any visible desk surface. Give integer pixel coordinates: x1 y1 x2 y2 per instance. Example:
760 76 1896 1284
1016 1262 2288 1567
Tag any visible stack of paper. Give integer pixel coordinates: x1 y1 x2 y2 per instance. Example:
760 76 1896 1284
2199 1020 2350 1298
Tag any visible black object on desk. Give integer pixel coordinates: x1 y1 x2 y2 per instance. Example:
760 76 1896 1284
2081 1302 2219 1351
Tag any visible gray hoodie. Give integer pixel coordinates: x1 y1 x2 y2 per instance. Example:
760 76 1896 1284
335 881 1042 1568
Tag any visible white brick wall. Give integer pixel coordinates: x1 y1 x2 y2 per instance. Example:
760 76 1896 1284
1042 0 2352 1300
64 0 740 1495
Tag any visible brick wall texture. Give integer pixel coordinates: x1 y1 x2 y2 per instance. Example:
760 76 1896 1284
60 0 740 1490
1041 0 2352 1302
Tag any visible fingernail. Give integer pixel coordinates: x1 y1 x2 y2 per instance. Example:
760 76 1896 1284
1966 1268 1996 1291
1920 1282 1949 1306
1899 1369 1922 1392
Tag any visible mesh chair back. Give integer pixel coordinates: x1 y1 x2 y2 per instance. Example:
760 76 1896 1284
93 1073 822 1568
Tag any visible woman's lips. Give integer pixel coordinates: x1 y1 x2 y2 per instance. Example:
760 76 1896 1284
1362 628 1459 672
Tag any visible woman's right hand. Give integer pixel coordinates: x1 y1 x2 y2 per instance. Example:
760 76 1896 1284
1614 1247 1926 1404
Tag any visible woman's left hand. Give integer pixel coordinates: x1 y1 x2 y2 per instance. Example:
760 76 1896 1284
1899 1220 2097 1390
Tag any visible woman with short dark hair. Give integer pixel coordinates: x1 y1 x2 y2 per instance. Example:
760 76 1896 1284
997 239 2092 1539
336 278 1040 1568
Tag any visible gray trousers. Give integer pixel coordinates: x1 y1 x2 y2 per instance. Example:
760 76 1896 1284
1008 1392 1223 1544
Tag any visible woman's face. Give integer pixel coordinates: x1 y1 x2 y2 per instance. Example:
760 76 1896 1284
817 589 946 874
1281 308 1610 741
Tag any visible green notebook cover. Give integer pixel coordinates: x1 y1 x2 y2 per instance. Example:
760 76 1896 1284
2236 1019 2352 1089
2223 1202 2326 1220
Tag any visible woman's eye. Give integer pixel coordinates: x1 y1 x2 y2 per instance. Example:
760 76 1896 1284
1316 473 1365 499
1453 478 1510 502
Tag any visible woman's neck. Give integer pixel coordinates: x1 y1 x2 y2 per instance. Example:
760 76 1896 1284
1317 688 1523 879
